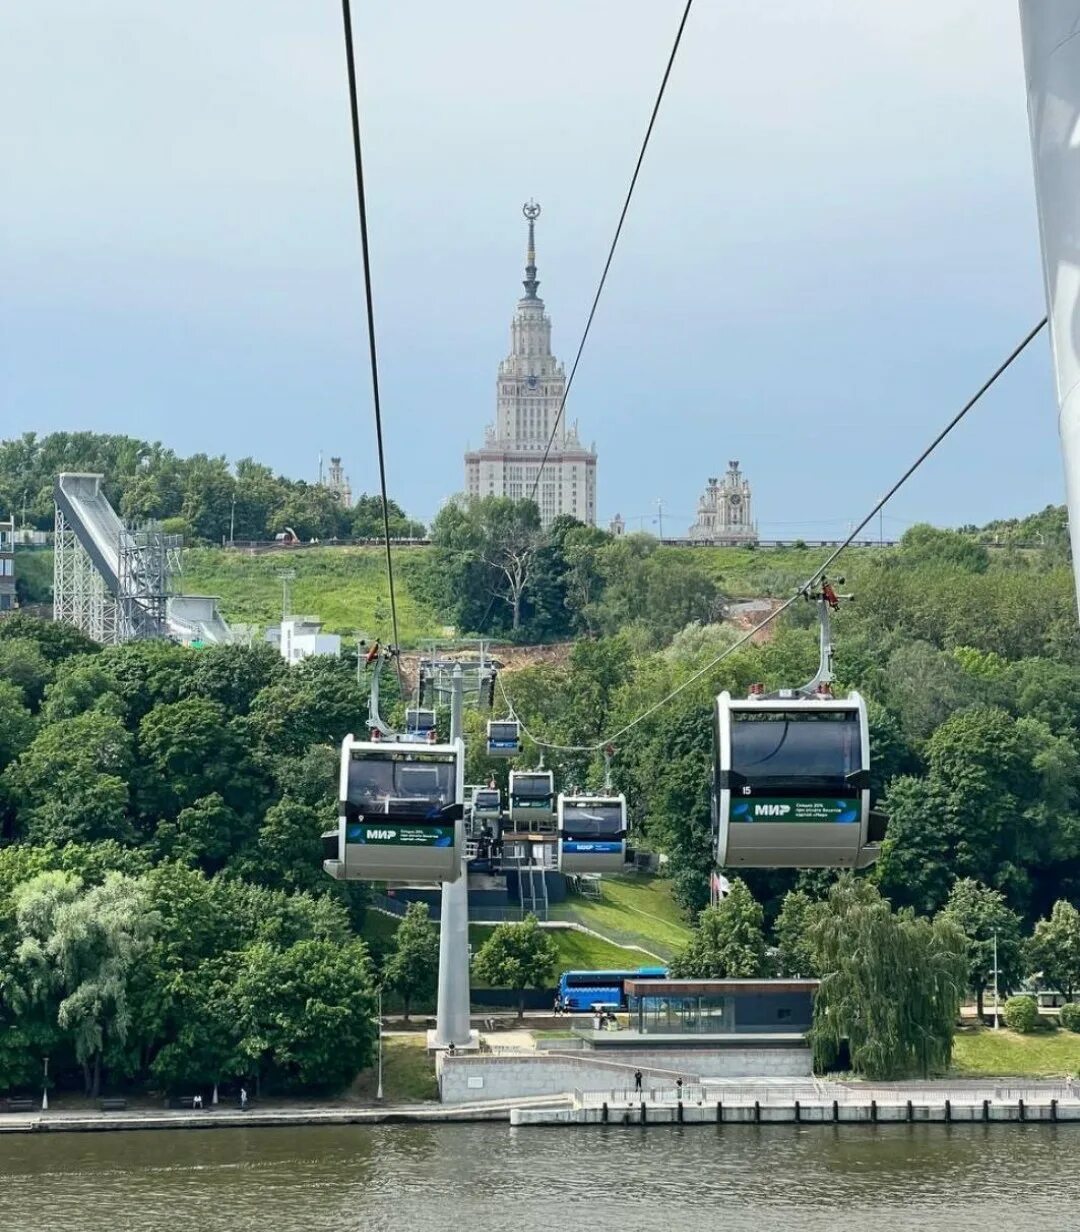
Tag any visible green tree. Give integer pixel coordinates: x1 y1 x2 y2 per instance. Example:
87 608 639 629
137 696 263 824
670 880 769 978
808 876 966 1079
1028 900 1080 999
472 915 558 1020
182 642 285 715
774 889 823 978
896 524 990 573
12 871 158 1096
382 902 439 1021
41 657 122 722
246 656 367 759
0 636 54 710
153 793 249 872
938 879 1024 1018
3 711 134 845
0 680 36 775
231 938 377 1093
233 797 329 893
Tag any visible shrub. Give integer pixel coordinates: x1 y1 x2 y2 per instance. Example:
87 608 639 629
1003 994 1039 1033
1059 1001 1080 1033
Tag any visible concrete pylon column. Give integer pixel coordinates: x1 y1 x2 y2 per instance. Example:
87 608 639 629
433 665 472 1047
1019 2 1080 611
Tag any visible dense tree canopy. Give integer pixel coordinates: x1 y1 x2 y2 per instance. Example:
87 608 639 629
0 431 424 543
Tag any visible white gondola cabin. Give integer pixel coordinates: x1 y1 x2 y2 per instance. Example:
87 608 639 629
471 786 502 824
557 793 629 874
323 734 465 883
486 719 523 758
713 690 877 869
405 707 437 740
508 769 554 827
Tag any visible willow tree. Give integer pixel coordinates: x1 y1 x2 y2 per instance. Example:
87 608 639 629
808 875 966 1079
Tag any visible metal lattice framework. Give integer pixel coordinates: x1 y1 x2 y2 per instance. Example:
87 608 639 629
54 506 119 643
417 640 495 709
53 476 179 645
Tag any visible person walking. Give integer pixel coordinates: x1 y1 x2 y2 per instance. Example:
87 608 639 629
240 1086 249 1111
634 1069 643 1093
675 1077 683 1102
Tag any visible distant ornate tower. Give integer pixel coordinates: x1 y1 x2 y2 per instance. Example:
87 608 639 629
687 461 757 544
326 457 352 507
464 203 598 527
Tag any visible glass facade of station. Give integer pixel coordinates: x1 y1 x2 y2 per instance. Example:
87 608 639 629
625 981 816 1036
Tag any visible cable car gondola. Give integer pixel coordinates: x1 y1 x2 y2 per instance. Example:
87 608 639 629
508 768 554 827
712 578 881 870
713 689 875 868
471 786 502 824
557 793 629 874
486 718 523 758
405 707 437 740
323 734 465 883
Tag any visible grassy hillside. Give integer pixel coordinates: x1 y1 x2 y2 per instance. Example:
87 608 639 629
561 875 692 958
663 544 877 599
182 546 444 644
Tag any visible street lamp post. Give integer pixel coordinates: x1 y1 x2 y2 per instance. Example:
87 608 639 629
376 987 384 1102
992 930 1001 1031
229 494 236 546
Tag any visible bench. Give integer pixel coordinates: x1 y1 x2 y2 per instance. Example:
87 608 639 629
168 1095 206 1110
4 1099 36 1113
99 1098 127 1112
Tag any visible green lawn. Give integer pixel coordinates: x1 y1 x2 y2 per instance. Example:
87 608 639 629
350 1035 438 1102
181 546 443 644
950 1027 1080 1077
469 924 653 980
560 875 691 958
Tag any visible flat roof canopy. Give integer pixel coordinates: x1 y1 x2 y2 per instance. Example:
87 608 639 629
624 978 820 996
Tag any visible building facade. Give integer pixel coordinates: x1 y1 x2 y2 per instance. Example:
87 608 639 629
465 203 597 527
0 515 15 612
687 461 758 545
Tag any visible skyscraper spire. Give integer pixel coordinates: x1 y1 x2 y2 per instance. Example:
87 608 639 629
522 200 541 300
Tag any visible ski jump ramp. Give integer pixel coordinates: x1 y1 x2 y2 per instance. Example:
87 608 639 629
53 472 231 647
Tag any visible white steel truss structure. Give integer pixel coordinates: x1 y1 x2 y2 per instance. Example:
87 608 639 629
54 506 120 644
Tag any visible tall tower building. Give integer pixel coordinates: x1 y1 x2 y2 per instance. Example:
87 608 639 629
687 461 758 544
465 202 597 527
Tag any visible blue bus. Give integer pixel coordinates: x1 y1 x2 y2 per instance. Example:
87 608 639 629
557 967 667 1012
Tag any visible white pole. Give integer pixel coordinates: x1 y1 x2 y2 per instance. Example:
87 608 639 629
433 665 472 1048
1019 2 1080 611
376 986 384 1101
993 929 1000 1031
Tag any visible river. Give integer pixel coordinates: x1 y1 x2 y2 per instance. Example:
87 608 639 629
0 1122 1076 1231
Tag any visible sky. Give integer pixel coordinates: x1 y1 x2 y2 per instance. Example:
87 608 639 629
0 1 1061 537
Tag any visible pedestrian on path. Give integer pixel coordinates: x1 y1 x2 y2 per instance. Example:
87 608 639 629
634 1069 643 1093
240 1086 248 1111
675 1077 683 1101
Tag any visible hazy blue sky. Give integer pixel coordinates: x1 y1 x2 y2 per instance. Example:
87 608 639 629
0 2 1059 536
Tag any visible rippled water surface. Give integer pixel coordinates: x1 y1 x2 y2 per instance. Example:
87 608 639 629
0 1123 1077 1232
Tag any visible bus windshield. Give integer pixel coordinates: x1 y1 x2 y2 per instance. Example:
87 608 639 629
730 710 861 786
561 802 625 837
